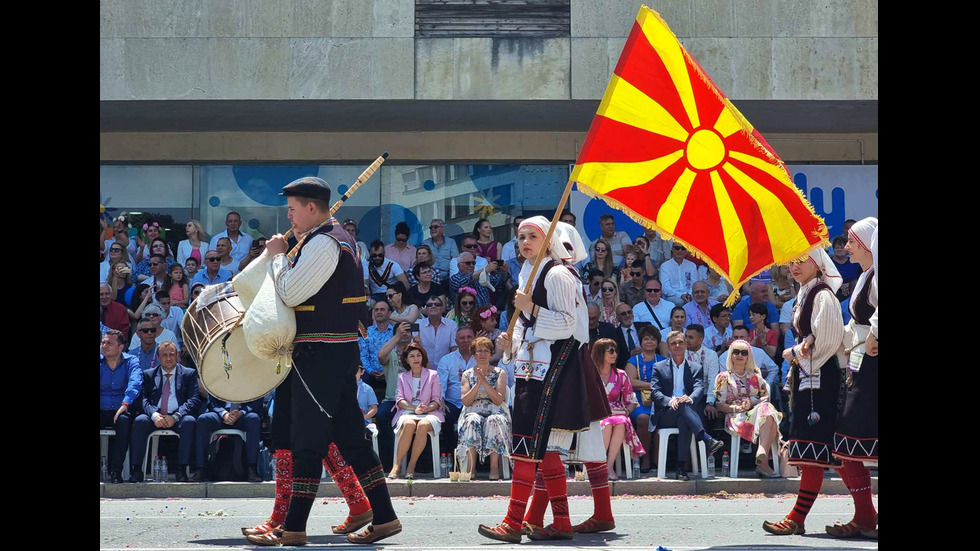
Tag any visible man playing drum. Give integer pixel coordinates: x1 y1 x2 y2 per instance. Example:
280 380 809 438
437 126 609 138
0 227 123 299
247 177 401 546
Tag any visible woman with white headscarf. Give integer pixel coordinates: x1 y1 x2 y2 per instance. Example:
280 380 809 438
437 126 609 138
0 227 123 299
763 248 845 536
825 217 878 539
479 217 597 543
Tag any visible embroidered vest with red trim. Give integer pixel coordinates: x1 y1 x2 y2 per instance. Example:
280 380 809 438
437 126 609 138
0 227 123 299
794 281 832 339
292 224 367 343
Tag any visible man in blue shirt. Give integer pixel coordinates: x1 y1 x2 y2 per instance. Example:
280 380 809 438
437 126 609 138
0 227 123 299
436 326 477 455
100 330 142 483
421 218 458 276
730 281 779 332
359 300 395 382
191 252 233 287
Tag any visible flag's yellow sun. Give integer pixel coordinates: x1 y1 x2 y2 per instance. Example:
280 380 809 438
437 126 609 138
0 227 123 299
685 129 726 171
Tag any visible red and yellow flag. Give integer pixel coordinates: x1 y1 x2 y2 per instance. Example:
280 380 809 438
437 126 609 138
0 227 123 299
571 5 828 303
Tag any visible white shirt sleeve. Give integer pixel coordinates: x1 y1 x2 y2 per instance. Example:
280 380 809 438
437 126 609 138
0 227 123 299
794 289 844 384
531 268 580 340
271 235 339 307
659 260 681 297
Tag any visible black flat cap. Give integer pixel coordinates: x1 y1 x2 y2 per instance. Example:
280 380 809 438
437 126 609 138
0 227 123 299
280 176 331 202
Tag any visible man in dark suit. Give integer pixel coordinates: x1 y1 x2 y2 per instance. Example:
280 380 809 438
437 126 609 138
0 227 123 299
612 303 651 368
129 340 201 482
649 330 724 480
588 303 616 345
191 395 264 482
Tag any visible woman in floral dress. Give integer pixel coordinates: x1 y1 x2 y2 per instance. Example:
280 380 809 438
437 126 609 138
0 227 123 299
459 336 512 480
593 339 644 480
714 340 782 477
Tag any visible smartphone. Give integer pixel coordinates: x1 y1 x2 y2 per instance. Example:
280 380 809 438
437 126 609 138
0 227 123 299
410 323 420 338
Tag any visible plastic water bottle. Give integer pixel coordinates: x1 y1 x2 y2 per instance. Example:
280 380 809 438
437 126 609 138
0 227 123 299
147 456 157 482
632 460 640 479
161 456 169 482
439 453 449 478
721 452 730 477
707 454 716 478
101 456 109 483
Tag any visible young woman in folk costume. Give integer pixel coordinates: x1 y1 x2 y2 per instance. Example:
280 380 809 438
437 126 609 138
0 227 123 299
478 217 603 542
825 217 878 539
764 248 846 536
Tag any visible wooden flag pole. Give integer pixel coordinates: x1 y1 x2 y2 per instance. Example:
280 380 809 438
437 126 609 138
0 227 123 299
504 177 576 339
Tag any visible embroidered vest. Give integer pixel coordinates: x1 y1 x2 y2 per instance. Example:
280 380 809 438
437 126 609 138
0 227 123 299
794 281 832 340
850 269 875 325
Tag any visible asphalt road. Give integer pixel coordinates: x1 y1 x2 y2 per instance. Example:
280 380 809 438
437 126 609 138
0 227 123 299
101 494 877 550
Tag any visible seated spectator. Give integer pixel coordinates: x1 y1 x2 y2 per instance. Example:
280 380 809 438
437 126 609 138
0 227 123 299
613 303 649 368
831 235 861 299
632 280 673 332
713 340 782 477
213 237 238 275
385 221 416 273
659 243 702 306
177 219 210 266
103 215 137 263
356 364 379 424
190 282 205 303
163 263 190 309
642 228 673 267
141 253 171 292
192 395 263 482
648 331 725 480
703 266 733 304
389 343 444 479
449 235 488 276
593 339 644 480
407 245 445 286
134 219 164 265
126 283 153 325
130 317 160 370
582 238 620 283
366 240 410 303
630 235 659 279
101 283 131 340
129 306 179 352
437 326 476 455
769 265 796 310
209 211 252 266
134 239 176 283
359 300 395 379
191 252 233 287
458 336 511 480
720 325 780 393
101 241 131 283
386 281 419 324
237 236 267 273
422 218 457 275
747 303 778 360
376 319 414 471
409 263 447 309
683 281 716 329
503 240 523 292
588 303 617 345
130 341 200 482
418 297 458 366
471 306 503 364
342 218 369 263
583 269 604 303
184 257 200 282
620 259 648 307
704 304 733 352
594 213 633 266
449 287 477 326
449 252 500 308
100 329 142 483
730 281 779 332
624 325 663 472
658 306 687 356
684 324 720 419
596 278 620 326
473 218 503 262
155 291 184 344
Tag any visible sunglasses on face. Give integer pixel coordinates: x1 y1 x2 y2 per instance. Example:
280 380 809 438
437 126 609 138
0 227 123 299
645 288 662 293
673 245 685 251
617 311 633 317
595 248 607 253
462 243 477 248
602 287 615 292
429 225 442 230
460 301 475 306
460 261 475 265
631 271 643 276
426 303 441 308
144 313 160 317
149 261 162 266
139 328 155 334
110 248 123 253
206 257 220 262
731 349 749 356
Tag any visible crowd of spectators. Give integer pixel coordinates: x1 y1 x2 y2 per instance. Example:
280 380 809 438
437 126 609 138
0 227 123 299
101 209 863 483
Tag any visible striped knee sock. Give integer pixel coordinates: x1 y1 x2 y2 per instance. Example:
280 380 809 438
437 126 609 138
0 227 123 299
787 466 824 525
584 461 613 522
503 460 537 530
323 443 371 516
540 452 572 532
841 460 876 527
269 449 293 526
522 468 549 527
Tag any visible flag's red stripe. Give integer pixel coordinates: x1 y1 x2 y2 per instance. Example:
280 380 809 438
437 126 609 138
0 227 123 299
716 169 776 277
604 160 687 222
684 55 726 132
576 115 685 165
670 172 730 273
614 21 693 133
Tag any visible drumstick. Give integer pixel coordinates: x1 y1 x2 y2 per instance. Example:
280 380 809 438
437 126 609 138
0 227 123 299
284 152 389 260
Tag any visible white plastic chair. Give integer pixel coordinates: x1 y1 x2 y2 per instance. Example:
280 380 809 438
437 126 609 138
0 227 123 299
655 428 707 480
366 423 380 456
100 429 130 480
393 420 442 479
620 441 633 479
142 429 190 479
210 428 246 444
728 434 780 477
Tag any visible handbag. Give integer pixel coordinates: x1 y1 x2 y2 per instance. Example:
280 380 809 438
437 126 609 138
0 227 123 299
778 439 799 478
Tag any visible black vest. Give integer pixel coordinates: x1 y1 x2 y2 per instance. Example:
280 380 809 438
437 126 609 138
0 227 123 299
794 281 832 340
850 269 875 325
292 224 367 343
519 259 582 330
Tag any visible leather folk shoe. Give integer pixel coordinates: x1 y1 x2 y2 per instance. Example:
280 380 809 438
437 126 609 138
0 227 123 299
528 524 574 540
247 528 307 546
347 519 402 544
332 509 374 534
241 519 278 537
478 522 522 544
762 517 806 535
573 517 616 533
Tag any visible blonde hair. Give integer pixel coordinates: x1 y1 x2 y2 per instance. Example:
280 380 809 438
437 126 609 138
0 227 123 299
725 340 762 375
185 219 207 243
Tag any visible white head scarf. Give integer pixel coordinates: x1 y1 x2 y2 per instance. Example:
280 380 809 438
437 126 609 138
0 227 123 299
848 217 878 258
805 248 842 294
518 216 572 264
555 221 589 264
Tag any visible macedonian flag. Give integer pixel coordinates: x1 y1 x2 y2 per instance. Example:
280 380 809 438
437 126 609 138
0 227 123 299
571 6 828 303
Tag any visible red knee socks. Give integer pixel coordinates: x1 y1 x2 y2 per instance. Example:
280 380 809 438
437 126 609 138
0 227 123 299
522 468 549 527
270 449 293 526
540 452 572 532
584 461 613 522
841 460 876 527
787 465 824 526
322 443 371 516
503 460 537 530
